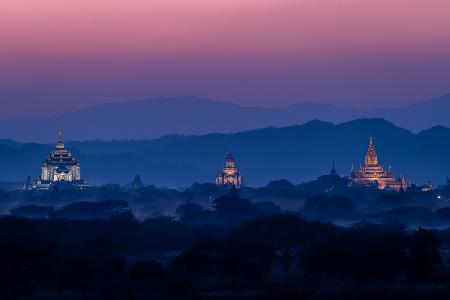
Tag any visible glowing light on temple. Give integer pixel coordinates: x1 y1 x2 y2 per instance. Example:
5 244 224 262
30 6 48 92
215 146 245 188
351 136 409 191
26 129 89 190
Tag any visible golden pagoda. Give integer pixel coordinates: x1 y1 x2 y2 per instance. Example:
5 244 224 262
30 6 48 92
215 146 245 188
352 136 408 191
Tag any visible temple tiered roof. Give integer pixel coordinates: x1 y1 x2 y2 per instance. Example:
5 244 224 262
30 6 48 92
216 146 245 188
365 136 379 165
26 129 89 190
351 136 409 191
42 129 79 167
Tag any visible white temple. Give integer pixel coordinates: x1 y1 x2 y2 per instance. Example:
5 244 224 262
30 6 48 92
27 129 88 190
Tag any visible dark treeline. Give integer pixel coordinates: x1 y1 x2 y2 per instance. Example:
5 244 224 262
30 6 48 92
3 176 450 226
2 178 450 298
2 212 450 299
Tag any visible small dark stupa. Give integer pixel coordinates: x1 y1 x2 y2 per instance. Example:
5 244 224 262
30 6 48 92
130 175 144 190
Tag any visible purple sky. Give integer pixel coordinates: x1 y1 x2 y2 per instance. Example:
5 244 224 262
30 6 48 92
1 0 450 120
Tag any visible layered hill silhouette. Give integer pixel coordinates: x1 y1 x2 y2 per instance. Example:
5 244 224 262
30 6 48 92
0 94 449 142
0 118 449 187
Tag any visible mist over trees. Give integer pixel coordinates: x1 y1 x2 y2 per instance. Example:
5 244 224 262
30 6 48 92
1 169 450 298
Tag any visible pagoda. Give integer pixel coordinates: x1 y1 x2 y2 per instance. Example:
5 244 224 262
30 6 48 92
29 129 88 190
351 136 408 191
215 146 245 188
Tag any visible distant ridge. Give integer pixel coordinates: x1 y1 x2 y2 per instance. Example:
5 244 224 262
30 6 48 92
0 94 449 142
0 118 449 187
370 93 450 132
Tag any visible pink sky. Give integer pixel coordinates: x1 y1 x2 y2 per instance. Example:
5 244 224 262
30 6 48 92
1 0 450 119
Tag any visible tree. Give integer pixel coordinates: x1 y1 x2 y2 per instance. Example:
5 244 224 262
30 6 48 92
214 195 256 223
218 237 276 288
235 214 306 275
129 260 165 282
175 202 205 223
407 228 441 282
233 214 336 275
299 224 409 282
170 238 221 278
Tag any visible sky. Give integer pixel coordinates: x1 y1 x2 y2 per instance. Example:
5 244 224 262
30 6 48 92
0 0 450 120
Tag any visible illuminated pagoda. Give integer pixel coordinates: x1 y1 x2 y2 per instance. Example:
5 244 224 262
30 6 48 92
351 136 409 191
29 129 89 190
215 146 245 188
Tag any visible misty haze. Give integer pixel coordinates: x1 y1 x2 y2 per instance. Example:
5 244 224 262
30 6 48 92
1 1 450 299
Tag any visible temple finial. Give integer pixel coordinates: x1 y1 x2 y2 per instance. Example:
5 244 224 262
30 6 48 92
56 128 65 149
58 129 63 143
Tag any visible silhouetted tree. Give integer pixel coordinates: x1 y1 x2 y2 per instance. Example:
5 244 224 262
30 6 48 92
129 260 165 282
234 214 307 275
300 224 408 282
214 195 257 223
218 237 276 288
407 228 441 282
176 202 205 223
171 238 221 277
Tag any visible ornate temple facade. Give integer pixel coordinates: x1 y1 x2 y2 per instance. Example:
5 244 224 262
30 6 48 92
351 136 409 191
215 147 245 188
28 129 88 190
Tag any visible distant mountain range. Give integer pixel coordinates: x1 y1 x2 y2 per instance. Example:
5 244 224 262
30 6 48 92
0 94 449 142
0 118 449 187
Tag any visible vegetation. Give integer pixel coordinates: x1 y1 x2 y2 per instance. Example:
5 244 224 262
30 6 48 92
0 181 450 298
0 212 449 299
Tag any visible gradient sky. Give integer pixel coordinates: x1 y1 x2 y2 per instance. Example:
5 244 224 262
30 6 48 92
1 0 450 120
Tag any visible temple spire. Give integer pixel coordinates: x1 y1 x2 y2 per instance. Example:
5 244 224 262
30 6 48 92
58 129 63 143
365 135 378 165
225 145 235 168
56 129 65 149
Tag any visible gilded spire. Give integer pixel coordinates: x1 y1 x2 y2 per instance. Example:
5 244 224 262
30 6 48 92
225 145 235 168
365 135 378 165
